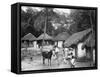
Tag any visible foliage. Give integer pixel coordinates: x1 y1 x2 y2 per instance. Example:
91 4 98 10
68 9 96 34
21 7 96 38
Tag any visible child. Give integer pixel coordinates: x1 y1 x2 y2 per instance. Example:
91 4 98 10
70 56 76 68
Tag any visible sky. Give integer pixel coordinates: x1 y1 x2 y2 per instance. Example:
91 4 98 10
21 6 44 12
53 8 71 15
21 6 71 15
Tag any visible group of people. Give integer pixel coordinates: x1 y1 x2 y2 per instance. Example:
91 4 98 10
52 46 76 68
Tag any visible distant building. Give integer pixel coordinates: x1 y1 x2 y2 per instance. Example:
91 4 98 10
54 32 70 48
37 33 53 46
21 33 37 48
64 28 92 58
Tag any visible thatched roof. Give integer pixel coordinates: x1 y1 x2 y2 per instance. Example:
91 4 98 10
37 33 53 40
54 32 70 41
21 33 36 41
64 28 92 47
83 33 95 47
29 35 37 41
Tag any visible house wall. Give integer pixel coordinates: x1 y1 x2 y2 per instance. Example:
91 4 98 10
93 49 95 63
33 41 38 48
54 41 57 46
58 41 63 48
77 43 86 57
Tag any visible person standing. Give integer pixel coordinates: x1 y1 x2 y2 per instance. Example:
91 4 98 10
63 48 69 64
55 46 60 65
70 56 76 68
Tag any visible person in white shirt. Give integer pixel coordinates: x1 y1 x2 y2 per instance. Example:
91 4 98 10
70 56 76 68
54 46 60 65
63 48 69 64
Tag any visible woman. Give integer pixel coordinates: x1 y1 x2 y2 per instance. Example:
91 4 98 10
54 46 60 65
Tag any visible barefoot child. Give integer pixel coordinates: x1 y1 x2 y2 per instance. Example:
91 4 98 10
70 56 76 68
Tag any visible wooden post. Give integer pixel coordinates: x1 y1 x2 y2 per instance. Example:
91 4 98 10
75 45 78 59
89 10 94 66
90 47 93 66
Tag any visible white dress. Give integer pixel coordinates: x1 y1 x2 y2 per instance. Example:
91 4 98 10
71 58 75 65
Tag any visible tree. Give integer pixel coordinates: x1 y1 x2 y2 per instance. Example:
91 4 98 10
68 9 96 34
21 7 40 37
33 8 61 36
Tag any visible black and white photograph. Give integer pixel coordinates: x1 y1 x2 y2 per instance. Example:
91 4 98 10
20 5 97 71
